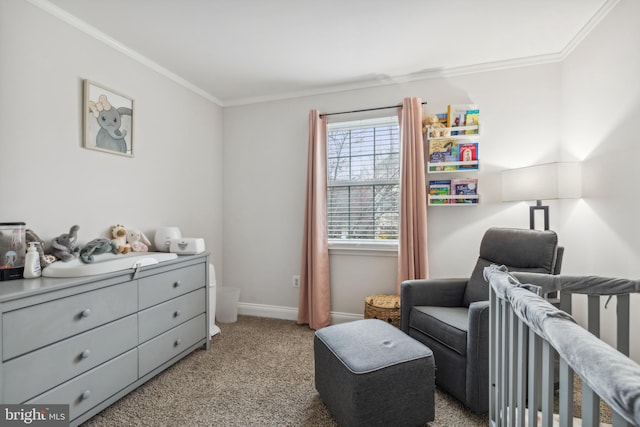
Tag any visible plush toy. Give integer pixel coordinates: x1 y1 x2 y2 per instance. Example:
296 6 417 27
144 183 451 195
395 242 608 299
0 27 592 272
126 228 151 252
111 224 131 254
80 238 118 263
422 114 450 138
25 229 55 268
49 225 81 262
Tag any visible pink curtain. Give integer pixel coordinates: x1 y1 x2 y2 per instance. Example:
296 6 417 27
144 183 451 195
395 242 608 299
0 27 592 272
396 97 429 293
297 110 331 329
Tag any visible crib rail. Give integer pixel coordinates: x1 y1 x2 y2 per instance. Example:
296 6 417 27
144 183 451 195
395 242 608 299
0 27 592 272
485 265 640 427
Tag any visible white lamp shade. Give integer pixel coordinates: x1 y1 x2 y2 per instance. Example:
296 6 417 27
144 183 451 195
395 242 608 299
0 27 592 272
502 162 581 202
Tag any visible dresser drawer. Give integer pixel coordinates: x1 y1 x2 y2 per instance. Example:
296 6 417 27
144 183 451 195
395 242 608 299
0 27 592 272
27 349 137 422
138 314 206 377
3 281 137 360
3 314 137 403
138 264 205 309
138 288 206 343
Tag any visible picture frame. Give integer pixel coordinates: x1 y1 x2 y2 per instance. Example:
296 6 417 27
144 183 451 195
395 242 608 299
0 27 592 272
83 80 134 157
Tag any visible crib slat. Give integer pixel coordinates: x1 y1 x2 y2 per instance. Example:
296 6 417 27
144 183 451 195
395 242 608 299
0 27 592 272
508 309 518 427
490 288 497 426
617 294 630 356
587 295 600 337
612 411 633 427
560 290 572 315
528 333 542 427
586 295 601 422
501 300 509 426
516 318 528 427
541 341 554 427
582 382 599 427
559 358 574 427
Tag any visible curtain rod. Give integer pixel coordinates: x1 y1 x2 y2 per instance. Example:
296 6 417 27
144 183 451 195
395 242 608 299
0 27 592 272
319 101 428 118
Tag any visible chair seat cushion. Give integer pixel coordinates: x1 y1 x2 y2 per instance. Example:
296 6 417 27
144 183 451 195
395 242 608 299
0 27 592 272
410 306 469 356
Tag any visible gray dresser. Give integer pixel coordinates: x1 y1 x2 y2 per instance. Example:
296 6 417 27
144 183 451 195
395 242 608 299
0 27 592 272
0 253 209 426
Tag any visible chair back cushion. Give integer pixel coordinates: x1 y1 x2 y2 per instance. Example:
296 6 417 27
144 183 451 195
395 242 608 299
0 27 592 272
463 227 559 306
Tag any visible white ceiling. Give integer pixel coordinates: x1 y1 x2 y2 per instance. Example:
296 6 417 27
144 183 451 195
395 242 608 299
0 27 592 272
41 0 614 106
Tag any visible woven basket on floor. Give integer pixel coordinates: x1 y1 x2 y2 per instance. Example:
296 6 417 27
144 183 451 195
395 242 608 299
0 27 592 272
364 294 401 327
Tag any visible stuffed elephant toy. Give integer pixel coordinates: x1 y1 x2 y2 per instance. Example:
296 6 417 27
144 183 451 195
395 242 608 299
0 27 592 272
49 225 81 262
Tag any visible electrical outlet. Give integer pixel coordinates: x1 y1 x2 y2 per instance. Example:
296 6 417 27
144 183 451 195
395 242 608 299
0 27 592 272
292 275 300 288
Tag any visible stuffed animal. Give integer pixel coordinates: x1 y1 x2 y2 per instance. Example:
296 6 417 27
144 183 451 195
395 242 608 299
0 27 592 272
422 114 450 138
49 225 81 262
80 238 118 263
111 224 131 254
126 228 151 252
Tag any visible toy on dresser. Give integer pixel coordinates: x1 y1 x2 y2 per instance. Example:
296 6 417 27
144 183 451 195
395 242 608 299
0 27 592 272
126 227 151 252
49 225 81 262
111 224 131 254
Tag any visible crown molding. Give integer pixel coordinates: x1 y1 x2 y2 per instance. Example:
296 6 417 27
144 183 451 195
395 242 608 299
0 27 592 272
559 0 621 60
223 53 563 107
27 0 224 106
29 0 620 108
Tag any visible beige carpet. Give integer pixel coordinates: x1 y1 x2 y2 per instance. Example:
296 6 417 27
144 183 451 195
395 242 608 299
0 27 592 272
82 315 488 426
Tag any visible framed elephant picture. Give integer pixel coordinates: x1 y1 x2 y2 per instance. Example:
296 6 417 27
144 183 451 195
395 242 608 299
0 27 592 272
83 80 135 157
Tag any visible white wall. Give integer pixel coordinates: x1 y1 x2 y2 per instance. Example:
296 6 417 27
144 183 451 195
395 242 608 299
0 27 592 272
223 64 563 319
0 1 224 277
559 0 640 359
3 0 637 359
224 0 640 361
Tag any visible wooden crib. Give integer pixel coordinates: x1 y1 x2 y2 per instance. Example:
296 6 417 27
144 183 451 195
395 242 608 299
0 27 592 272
485 265 640 427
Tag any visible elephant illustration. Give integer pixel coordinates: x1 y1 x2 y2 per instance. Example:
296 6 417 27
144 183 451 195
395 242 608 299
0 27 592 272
88 95 132 153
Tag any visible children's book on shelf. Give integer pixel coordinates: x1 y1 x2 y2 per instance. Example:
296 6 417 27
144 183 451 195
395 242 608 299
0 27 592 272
464 109 480 135
447 104 479 135
428 139 458 171
451 178 478 204
429 180 451 204
458 142 478 169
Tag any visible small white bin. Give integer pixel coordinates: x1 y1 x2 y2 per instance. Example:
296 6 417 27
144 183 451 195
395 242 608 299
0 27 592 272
216 287 240 323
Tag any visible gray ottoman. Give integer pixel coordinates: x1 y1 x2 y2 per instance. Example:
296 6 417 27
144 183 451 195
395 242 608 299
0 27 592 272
314 319 435 427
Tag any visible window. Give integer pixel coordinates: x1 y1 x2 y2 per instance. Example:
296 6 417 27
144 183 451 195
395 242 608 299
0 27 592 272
327 116 400 241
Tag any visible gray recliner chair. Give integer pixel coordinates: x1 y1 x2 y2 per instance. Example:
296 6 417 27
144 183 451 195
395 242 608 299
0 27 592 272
400 227 562 413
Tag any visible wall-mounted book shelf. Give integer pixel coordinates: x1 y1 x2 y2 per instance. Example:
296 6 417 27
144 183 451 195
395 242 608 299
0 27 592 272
425 105 480 206
427 194 479 205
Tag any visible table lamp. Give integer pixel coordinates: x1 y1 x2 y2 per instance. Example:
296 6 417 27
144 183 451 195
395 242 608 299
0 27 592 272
501 162 582 230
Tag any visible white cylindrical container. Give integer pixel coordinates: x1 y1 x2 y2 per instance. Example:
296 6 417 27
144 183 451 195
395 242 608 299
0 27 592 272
154 226 181 252
209 263 221 336
216 287 240 323
23 242 41 279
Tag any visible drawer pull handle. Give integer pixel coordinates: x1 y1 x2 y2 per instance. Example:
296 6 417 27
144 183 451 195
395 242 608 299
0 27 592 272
81 349 91 359
173 281 181 288
81 309 92 318
174 310 181 318
81 390 91 400
174 338 182 347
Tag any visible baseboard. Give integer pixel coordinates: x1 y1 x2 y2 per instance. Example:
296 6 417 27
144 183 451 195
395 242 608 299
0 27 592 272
237 302 363 325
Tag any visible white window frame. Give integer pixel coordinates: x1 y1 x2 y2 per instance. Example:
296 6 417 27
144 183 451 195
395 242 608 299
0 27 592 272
327 115 400 254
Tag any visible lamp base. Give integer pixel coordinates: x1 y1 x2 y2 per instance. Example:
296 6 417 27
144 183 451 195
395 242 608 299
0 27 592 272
529 200 549 230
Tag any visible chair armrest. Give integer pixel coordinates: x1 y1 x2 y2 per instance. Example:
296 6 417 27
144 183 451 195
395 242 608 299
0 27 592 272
466 300 490 411
400 278 468 332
